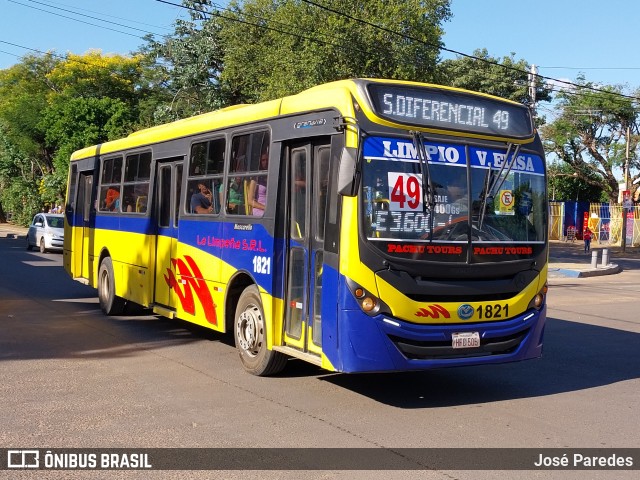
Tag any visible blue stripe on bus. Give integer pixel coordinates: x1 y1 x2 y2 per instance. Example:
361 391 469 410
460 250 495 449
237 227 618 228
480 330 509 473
177 219 280 297
363 136 545 175
82 215 283 297
93 215 156 235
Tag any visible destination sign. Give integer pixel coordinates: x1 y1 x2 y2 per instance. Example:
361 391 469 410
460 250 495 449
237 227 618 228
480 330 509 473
367 84 534 139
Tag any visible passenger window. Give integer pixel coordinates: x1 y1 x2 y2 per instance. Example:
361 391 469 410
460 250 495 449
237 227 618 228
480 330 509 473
186 138 225 215
122 152 151 213
98 156 123 213
228 131 270 216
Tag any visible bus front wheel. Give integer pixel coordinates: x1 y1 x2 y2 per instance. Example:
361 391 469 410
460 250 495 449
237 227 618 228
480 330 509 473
98 257 125 316
234 285 287 376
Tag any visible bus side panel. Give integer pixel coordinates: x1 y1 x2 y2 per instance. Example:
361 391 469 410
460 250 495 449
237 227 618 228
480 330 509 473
168 240 226 331
122 263 152 307
319 263 341 371
164 219 276 335
121 219 155 307
92 217 156 304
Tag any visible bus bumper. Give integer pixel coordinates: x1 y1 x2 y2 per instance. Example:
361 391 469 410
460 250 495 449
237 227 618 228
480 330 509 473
333 300 546 373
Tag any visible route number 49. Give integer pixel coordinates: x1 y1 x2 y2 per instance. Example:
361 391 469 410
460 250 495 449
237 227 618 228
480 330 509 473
252 256 271 274
388 172 423 211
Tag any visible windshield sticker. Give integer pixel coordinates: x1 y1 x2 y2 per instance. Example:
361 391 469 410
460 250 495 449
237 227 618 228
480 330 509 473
498 190 515 215
387 172 423 211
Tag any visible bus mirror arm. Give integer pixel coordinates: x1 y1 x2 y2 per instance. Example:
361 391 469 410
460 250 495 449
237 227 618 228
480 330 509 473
337 146 359 196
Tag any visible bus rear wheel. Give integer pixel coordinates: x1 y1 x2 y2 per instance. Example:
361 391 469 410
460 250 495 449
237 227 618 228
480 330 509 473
234 285 287 376
98 257 125 315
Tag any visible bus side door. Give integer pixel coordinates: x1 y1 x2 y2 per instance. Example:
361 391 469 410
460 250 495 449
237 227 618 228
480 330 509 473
73 171 93 282
153 160 183 311
283 141 331 356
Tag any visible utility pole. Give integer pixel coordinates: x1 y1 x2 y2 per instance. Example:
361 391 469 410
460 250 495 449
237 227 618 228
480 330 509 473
528 64 537 118
621 125 630 252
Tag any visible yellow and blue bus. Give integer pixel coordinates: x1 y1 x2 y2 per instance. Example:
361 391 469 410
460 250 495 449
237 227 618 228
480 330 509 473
64 78 548 375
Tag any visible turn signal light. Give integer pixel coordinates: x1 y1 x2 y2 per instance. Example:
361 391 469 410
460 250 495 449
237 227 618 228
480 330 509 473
346 279 389 316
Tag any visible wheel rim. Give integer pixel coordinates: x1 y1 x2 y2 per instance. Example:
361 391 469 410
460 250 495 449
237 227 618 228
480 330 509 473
236 303 264 357
98 268 109 304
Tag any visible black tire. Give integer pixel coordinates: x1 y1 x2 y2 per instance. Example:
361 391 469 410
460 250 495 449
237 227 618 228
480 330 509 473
26 237 32 251
234 285 287 376
98 257 126 315
39 237 46 253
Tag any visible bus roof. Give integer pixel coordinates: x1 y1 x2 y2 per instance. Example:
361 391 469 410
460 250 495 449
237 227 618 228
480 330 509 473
70 78 533 161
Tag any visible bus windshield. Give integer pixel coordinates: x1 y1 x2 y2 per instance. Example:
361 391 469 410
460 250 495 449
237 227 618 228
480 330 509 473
361 136 546 259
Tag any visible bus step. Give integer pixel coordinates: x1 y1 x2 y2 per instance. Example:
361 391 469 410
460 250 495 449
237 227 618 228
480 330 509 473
152 305 176 319
273 346 322 366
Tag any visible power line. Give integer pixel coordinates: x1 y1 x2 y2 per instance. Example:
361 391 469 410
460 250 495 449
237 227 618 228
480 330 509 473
158 0 640 103
0 39 141 72
19 0 162 35
299 0 640 103
0 49 23 59
32 0 175 32
153 0 359 51
8 0 154 39
5 0 640 107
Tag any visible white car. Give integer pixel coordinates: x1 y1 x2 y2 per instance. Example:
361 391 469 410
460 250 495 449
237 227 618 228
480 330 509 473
26 213 64 253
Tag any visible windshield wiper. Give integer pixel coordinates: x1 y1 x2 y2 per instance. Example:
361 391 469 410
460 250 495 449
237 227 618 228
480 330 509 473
479 142 521 229
411 131 436 240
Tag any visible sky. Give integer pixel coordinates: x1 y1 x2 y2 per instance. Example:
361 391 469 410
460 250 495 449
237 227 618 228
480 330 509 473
1 0 640 101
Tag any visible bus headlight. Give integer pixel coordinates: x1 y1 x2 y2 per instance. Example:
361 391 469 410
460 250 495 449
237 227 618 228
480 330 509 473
532 293 544 308
528 282 547 310
361 296 377 312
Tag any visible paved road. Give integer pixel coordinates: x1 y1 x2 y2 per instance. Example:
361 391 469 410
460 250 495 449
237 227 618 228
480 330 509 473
1 231 639 479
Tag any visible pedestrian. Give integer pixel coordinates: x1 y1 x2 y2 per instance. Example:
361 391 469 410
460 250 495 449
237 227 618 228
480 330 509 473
583 227 592 253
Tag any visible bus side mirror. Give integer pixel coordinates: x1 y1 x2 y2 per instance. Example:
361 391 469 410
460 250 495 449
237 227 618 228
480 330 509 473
337 146 358 196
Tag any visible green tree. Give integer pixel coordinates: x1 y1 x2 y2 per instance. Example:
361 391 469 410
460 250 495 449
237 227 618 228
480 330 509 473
141 0 227 121
547 163 605 202
0 54 61 174
0 51 150 223
141 0 452 107
219 0 451 102
38 97 135 204
541 77 639 203
0 124 41 225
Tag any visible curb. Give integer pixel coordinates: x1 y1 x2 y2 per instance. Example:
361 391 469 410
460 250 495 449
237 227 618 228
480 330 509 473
0 224 29 239
548 264 621 278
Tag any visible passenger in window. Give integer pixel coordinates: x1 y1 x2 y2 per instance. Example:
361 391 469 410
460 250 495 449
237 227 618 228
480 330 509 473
223 176 244 214
123 194 135 213
248 152 268 217
136 196 148 213
191 182 214 214
105 187 120 211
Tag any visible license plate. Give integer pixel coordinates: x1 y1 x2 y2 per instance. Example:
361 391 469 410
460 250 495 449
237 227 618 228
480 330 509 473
452 332 480 349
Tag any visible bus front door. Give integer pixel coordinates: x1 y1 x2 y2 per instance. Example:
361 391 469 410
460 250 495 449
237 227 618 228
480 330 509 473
153 160 183 313
283 142 331 358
